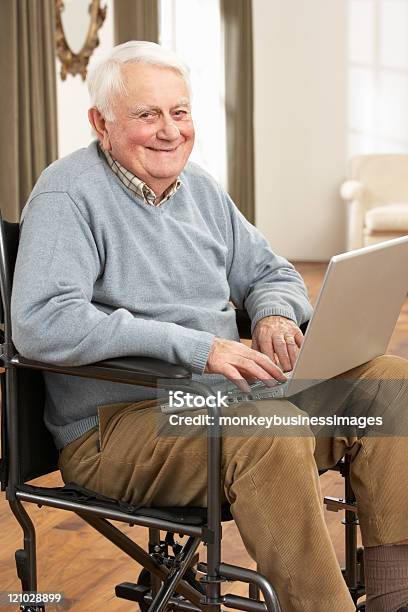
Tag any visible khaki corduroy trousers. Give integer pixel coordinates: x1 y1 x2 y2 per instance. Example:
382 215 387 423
59 355 408 612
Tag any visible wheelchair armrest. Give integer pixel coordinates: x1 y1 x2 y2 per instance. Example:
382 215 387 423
10 316 309 386
11 354 191 387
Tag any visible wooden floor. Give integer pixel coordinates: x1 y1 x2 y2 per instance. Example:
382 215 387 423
1 261 407 611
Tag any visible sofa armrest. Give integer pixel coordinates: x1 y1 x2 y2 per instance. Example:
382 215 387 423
340 180 364 201
11 354 191 387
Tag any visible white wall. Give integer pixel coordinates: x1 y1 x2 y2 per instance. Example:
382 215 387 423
253 0 348 261
56 0 114 158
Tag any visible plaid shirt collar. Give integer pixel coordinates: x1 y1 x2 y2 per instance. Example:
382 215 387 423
101 145 181 206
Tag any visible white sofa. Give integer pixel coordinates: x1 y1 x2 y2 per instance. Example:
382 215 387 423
340 154 408 250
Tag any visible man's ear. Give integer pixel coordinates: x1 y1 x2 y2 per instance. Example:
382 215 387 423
88 107 112 151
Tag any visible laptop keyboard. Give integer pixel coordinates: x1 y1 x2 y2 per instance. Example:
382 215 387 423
225 375 292 404
160 374 293 414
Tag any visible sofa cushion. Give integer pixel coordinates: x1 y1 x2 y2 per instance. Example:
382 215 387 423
365 203 408 231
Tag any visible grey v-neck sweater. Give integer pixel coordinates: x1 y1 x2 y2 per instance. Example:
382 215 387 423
11 141 312 448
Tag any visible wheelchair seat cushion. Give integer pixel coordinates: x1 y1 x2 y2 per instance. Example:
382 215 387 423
16 482 233 525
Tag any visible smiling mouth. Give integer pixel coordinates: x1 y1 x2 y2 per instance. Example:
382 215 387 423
147 145 181 152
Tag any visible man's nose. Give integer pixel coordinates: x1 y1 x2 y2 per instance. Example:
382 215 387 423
156 116 180 141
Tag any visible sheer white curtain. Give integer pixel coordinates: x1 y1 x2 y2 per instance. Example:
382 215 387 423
160 0 227 188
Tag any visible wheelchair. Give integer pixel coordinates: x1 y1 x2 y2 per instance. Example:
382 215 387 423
0 214 365 611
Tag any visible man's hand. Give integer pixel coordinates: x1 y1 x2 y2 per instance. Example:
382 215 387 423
252 315 303 372
205 337 287 393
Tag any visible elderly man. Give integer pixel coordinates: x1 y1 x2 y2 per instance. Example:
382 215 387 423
11 42 408 612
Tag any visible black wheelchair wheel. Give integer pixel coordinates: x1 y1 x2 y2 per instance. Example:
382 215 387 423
137 569 151 611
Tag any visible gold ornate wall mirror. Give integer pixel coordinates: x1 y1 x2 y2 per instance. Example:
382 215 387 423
55 0 107 80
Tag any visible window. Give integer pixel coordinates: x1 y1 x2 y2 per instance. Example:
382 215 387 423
348 0 408 156
160 0 227 187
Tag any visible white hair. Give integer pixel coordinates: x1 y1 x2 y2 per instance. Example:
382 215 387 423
87 41 191 121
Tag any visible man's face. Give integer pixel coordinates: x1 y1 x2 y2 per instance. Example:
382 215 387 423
102 63 195 194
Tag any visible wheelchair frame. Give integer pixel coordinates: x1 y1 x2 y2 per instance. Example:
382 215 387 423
0 215 365 611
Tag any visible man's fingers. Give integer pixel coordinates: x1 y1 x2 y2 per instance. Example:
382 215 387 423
231 356 283 386
294 330 304 348
206 337 287 385
284 334 299 369
251 319 304 372
256 334 275 363
246 346 288 381
272 335 292 372
220 342 287 382
222 364 252 393
251 337 259 352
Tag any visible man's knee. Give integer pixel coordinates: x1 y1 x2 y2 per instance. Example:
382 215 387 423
355 354 408 379
222 400 316 475
222 430 318 505
238 427 316 473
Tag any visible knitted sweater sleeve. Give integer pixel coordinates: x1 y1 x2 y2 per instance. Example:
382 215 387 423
11 193 214 373
223 192 313 332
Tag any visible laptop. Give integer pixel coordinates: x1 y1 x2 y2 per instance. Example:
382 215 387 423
218 234 408 404
160 235 408 413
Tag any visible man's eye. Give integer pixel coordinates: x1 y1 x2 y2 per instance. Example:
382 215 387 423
139 112 156 120
173 110 189 119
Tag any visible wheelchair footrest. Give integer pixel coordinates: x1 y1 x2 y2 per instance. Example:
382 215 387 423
115 581 149 603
